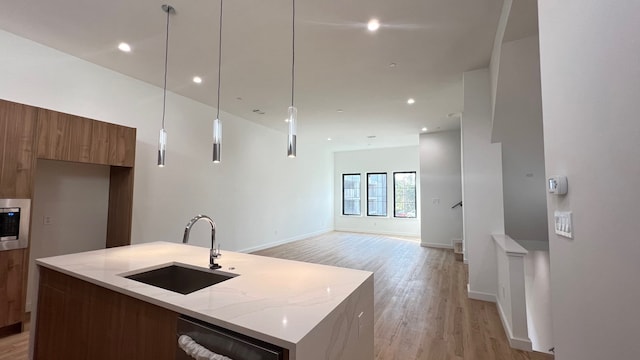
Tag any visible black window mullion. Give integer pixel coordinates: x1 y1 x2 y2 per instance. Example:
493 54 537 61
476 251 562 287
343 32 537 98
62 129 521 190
342 173 361 216
393 171 416 218
367 172 387 216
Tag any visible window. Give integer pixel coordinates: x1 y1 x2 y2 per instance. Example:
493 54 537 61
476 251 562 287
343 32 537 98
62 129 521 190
342 174 361 215
394 172 417 218
367 173 387 216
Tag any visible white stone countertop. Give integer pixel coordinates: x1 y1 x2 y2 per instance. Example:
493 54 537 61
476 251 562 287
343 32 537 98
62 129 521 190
35 241 373 349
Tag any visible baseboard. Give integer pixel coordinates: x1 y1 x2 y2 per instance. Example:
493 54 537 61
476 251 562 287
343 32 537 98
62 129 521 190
497 301 533 351
237 228 333 253
334 227 420 238
420 242 454 250
467 283 497 303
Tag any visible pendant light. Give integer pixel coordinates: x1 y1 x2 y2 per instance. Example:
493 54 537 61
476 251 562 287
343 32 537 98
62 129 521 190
158 4 175 167
287 0 297 158
213 0 224 163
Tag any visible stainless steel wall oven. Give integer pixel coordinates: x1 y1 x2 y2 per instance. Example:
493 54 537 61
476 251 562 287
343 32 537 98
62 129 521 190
0 199 31 251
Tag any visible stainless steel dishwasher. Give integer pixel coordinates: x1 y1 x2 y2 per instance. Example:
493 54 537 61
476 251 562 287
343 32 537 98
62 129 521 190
176 315 286 360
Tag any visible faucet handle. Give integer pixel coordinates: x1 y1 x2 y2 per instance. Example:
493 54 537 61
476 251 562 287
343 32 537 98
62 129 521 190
210 245 222 270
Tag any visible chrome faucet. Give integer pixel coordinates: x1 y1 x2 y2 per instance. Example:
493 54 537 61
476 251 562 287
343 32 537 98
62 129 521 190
182 214 221 270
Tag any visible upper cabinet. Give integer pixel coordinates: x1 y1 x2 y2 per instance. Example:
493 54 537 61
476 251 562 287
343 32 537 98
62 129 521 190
36 109 135 167
0 100 38 198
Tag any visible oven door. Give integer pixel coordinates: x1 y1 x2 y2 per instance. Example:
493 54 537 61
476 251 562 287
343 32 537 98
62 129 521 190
176 316 284 360
0 199 30 251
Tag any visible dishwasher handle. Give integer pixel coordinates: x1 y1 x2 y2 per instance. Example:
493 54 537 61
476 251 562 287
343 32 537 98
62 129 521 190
178 335 232 360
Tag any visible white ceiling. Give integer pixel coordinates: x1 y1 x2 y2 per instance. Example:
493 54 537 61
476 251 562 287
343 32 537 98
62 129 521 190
0 0 502 150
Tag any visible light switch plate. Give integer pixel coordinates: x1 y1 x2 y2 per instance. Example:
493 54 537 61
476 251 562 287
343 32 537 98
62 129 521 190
554 211 573 238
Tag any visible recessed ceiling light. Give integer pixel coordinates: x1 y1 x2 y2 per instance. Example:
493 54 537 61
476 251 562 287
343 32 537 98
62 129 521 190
192 76 202 84
389 62 397 68
421 127 428 132
367 18 380 32
327 137 332 141
284 118 289 123
407 98 416 105
336 109 344 113
118 42 131 52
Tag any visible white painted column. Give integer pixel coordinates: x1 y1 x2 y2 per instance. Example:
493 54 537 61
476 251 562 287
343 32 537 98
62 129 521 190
461 68 505 301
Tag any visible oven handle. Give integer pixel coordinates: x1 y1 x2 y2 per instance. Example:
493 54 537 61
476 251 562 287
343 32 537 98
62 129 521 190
178 335 233 360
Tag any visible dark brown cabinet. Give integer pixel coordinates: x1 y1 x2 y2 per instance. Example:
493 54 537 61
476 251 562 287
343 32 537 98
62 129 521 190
35 268 178 360
36 109 135 167
0 250 24 330
0 100 38 198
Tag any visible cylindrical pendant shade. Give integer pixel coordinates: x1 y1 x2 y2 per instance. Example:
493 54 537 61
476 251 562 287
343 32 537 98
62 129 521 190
213 118 222 163
158 128 167 167
287 106 297 158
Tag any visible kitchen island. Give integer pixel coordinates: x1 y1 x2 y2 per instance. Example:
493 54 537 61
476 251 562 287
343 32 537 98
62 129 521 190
31 242 373 360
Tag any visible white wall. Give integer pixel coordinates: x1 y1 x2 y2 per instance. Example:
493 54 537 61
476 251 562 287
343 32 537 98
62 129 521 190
521 242 553 354
26 160 110 311
489 0 512 121
493 36 548 242
334 146 420 237
0 29 334 254
419 130 462 248
461 68 504 301
538 1 640 359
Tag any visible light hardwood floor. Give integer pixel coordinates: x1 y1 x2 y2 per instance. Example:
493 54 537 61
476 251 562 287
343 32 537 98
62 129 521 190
0 232 553 360
254 232 553 360
0 321 29 360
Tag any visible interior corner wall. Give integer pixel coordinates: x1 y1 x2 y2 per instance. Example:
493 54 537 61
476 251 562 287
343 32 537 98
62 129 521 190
489 0 513 120
495 36 548 242
333 146 420 237
538 1 640 359
0 29 334 254
461 68 504 301
419 130 462 248
26 160 110 311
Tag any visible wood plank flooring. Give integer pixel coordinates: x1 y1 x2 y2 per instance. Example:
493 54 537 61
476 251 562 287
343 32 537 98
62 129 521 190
254 232 553 360
0 231 553 360
0 321 28 360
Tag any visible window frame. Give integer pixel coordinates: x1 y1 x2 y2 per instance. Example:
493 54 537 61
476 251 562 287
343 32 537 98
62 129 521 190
342 173 362 216
366 172 388 217
393 171 417 218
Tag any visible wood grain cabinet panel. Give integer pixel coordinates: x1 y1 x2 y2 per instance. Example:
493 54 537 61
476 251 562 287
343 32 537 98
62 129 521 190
35 268 177 360
35 109 71 162
0 250 24 328
0 100 37 198
36 109 135 167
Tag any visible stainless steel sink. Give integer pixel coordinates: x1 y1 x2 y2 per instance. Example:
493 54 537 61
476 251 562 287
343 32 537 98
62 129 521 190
124 264 237 295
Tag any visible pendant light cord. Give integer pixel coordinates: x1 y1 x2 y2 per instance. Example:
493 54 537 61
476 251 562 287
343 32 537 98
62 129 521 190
216 0 223 120
291 0 295 107
162 6 171 130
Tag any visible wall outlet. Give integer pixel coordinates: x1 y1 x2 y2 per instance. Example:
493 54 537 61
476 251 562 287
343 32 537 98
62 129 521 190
43 216 53 225
432 198 440 205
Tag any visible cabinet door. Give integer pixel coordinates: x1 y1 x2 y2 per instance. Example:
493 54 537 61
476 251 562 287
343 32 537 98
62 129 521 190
0 100 37 198
36 109 136 167
0 249 24 328
35 268 177 360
